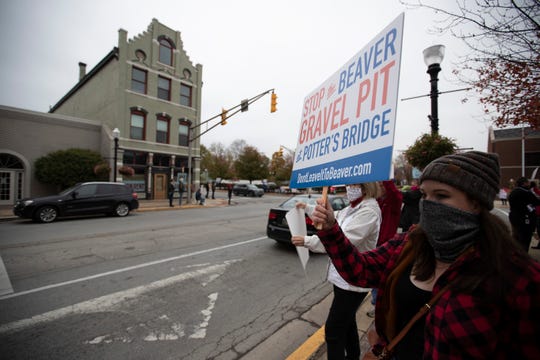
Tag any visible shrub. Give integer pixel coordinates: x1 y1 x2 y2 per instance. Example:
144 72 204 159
35 148 107 189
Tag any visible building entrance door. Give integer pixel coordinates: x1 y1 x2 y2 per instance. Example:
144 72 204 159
153 174 167 200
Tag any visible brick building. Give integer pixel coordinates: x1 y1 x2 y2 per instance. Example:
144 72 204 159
488 126 540 187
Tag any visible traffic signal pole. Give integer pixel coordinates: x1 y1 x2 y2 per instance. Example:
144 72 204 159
186 88 277 202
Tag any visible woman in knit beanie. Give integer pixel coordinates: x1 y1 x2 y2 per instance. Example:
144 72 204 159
308 151 540 359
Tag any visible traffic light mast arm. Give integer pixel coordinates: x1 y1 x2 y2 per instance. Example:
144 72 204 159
189 88 276 143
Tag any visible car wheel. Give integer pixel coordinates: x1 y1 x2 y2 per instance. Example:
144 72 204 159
35 206 58 223
114 202 130 217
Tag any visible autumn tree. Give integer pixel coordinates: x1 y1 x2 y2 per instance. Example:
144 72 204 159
269 149 293 184
200 142 236 180
402 0 539 129
234 145 269 182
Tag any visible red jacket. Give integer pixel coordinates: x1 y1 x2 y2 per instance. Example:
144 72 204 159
376 180 402 246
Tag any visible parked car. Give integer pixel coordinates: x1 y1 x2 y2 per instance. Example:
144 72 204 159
233 183 264 197
266 194 349 244
13 182 139 223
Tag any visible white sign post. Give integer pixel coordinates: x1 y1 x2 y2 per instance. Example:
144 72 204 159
290 14 404 189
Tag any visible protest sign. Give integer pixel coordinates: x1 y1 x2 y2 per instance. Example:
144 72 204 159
290 13 404 189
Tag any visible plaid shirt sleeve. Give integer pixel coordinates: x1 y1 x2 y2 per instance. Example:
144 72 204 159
425 254 540 359
317 222 404 289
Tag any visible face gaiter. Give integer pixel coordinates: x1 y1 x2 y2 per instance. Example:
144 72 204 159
346 186 363 202
419 199 480 263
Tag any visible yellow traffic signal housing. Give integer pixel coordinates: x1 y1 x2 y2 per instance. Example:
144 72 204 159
270 93 277 113
221 108 228 125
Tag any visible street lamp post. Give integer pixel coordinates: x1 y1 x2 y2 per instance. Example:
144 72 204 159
112 128 120 182
423 45 445 135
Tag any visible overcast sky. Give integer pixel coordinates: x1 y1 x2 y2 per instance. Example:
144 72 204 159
0 0 491 158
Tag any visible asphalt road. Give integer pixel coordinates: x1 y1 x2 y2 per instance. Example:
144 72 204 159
0 195 332 359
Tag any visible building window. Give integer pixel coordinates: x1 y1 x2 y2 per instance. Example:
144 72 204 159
131 67 147 94
159 38 174 66
158 76 171 101
178 121 190 146
123 151 148 166
130 111 146 140
180 83 192 107
156 116 170 144
153 153 171 167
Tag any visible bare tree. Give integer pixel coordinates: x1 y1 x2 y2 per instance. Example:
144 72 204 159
402 0 539 128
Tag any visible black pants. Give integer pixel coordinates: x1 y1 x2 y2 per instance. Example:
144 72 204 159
512 224 535 251
325 285 368 360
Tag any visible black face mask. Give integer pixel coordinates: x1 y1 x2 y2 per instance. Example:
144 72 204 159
419 200 480 263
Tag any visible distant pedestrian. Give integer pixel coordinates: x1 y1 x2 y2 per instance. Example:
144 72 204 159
227 183 233 205
205 182 210 199
399 181 422 233
499 187 508 205
168 179 175 207
211 181 216 199
195 186 205 205
178 179 185 206
530 181 540 244
509 177 540 251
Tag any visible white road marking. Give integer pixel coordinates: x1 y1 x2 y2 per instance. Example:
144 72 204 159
0 236 267 300
0 260 240 335
189 292 219 339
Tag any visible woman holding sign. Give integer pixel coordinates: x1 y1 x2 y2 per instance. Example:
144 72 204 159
309 151 540 359
292 182 381 360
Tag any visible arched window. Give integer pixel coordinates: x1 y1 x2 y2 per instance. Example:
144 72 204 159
158 37 174 66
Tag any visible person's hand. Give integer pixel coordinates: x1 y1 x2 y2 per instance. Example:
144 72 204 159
311 198 336 230
295 201 306 209
291 236 305 246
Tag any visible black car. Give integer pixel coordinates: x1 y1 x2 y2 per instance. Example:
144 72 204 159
13 182 139 223
233 183 264 197
266 194 350 244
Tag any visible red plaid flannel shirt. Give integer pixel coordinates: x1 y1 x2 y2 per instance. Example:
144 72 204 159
318 223 540 359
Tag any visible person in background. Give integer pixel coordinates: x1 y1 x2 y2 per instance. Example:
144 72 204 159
178 179 185 206
195 185 205 205
509 177 540 251
292 182 381 360
167 179 175 207
399 180 422 233
367 180 402 318
499 187 508 206
205 182 210 199
211 181 216 199
528 181 540 248
227 183 233 205
309 151 540 359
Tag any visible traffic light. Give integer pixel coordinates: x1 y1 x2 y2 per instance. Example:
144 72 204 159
221 108 228 125
270 93 277 113
240 99 249 112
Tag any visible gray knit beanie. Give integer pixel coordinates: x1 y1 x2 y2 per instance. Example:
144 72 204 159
419 151 500 210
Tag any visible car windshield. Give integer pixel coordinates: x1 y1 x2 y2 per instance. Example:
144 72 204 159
280 195 321 210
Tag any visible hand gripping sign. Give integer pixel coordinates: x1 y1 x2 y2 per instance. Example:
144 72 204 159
290 14 404 193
